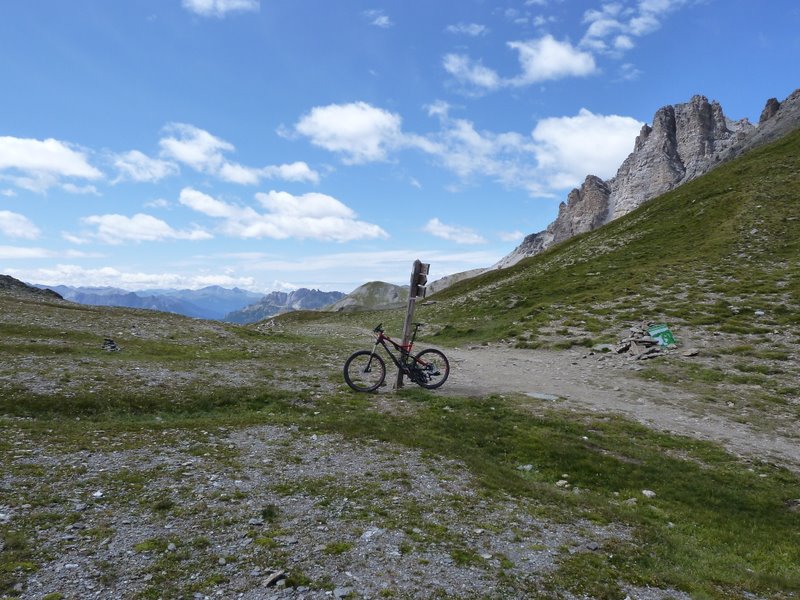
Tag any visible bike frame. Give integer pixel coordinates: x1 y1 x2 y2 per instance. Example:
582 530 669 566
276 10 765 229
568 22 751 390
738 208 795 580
369 325 426 375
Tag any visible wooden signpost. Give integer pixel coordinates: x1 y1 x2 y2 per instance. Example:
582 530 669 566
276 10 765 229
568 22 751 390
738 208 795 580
395 259 429 389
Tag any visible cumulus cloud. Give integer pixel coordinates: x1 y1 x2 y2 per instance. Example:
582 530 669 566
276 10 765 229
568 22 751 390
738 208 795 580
0 210 41 239
507 36 597 85
294 102 405 164
424 218 486 245
444 35 596 91
581 0 690 54
112 150 179 183
442 54 503 90
0 136 102 192
159 123 319 184
79 213 212 244
531 108 643 188
182 0 259 18
179 187 388 242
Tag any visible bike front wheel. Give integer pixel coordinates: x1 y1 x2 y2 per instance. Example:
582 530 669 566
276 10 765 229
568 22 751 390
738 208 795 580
412 349 450 389
343 350 386 392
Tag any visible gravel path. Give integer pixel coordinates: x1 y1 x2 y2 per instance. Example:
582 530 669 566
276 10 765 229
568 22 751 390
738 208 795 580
441 344 800 472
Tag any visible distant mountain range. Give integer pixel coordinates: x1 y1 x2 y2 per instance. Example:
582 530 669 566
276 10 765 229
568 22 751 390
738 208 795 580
34 284 264 320
224 288 346 324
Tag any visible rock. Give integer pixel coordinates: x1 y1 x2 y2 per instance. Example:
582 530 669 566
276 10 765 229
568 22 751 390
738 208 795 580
516 464 534 472
333 586 353 599
264 570 286 587
101 338 120 352
682 348 700 357
556 480 569 488
642 490 657 498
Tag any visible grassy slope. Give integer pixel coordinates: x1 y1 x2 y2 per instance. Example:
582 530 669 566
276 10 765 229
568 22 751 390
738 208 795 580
423 128 800 347
2 130 800 599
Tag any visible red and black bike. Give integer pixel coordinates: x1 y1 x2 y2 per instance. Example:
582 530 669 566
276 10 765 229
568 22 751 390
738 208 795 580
343 323 450 392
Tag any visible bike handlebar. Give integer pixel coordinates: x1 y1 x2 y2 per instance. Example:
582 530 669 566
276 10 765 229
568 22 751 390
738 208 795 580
373 323 384 333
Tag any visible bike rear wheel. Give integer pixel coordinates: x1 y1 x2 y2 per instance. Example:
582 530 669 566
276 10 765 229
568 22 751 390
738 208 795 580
412 349 449 389
343 350 386 392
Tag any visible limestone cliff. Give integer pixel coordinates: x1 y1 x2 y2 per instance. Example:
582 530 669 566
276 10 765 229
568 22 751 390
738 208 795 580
496 89 800 268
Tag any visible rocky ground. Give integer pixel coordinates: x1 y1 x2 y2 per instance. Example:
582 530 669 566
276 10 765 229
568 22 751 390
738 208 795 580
2 300 797 599
3 419 695 600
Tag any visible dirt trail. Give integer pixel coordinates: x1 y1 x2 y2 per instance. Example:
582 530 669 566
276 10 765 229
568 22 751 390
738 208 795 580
439 345 800 472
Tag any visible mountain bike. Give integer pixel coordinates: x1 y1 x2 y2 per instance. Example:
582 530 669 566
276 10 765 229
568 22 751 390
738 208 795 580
343 323 450 392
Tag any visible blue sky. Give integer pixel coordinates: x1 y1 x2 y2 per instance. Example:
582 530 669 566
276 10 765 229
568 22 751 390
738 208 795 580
1 0 798 293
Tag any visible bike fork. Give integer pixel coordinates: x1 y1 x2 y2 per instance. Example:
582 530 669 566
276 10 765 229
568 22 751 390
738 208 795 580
364 341 380 371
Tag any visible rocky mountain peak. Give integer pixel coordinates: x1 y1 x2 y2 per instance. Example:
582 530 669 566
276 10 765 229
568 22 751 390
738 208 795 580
495 88 799 269
760 97 781 123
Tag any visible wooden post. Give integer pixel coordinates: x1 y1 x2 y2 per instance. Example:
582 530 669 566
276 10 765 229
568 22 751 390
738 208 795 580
395 260 428 389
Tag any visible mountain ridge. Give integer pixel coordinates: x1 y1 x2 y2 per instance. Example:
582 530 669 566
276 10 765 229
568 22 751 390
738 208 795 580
495 87 800 269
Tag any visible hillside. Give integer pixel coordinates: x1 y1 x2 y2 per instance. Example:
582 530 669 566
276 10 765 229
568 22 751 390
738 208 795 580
421 126 800 352
326 281 408 312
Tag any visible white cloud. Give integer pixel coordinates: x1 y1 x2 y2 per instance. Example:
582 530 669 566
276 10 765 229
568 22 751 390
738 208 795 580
507 36 597 85
80 213 212 244
159 123 232 171
113 150 179 183
531 108 643 188
442 54 503 91
0 136 102 192
159 123 319 184
17 263 256 290
446 23 488 36
294 102 405 164
444 35 596 91
581 0 689 53
61 183 100 195
182 0 259 18
424 218 487 245
291 101 642 198
363 10 393 28
1 189 16 197
0 211 41 239
179 187 388 242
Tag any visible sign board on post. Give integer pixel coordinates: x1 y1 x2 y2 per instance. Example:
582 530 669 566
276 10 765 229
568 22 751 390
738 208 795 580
395 259 430 389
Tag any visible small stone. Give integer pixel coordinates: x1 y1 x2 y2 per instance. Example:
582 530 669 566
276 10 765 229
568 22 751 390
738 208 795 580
92 491 104 498
167 543 177 552
642 489 656 498
333 587 353 599
682 348 700 357
556 480 569 488
361 527 383 540
624 497 638 506
516 464 533 472
218 557 226 565
586 541 599 551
